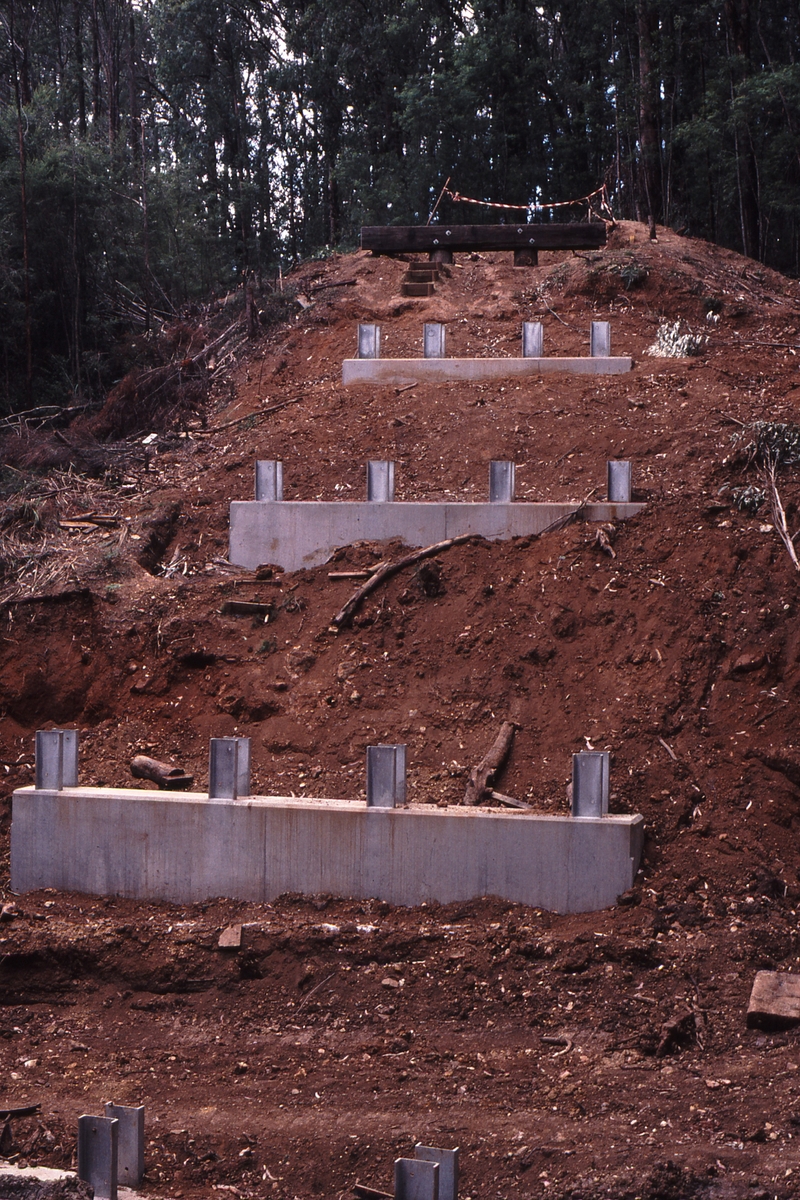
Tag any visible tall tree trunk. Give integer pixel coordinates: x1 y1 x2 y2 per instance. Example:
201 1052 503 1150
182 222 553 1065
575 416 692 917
74 0 87 137
128 9 139 158
637 0 661 239
9 0 33 407
91 0 102 125
724 0 760 258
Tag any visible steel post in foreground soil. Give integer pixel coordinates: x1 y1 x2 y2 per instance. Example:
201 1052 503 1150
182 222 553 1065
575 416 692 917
358 324 381 359
367 461 395 502
590 320 611 357
103 1103 144 1188
77 1115 118 1200
35 729 78 791
414 1146 459 1200
366 744 406 808
572 751 610 818
489 461 515 503
423 323 446 358
255 460 283 501
395 1157 439 1200
607 459 632 502
209 737 251 800
522 321 544 357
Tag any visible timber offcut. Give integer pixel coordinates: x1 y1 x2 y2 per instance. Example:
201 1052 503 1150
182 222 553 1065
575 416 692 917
361 222 607 254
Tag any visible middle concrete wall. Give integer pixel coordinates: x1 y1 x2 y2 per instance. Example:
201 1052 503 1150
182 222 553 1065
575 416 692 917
11 787 644 914
229 500 645 571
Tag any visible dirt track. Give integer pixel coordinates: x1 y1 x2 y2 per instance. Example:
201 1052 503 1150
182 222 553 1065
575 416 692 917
3 222 800 1198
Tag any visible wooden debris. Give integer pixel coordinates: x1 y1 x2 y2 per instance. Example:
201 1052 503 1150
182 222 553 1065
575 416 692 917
657 736 678 762
130 755 194 790
0 1104 41 1120
328 561 388 581
331 535 474 630
221 599 273 618
747 970 800 1029
489 790 530 810
763 458 800 573
541 1035 573 1055
464 721 516 806
594 523 616 557
192 395 302 436
657 1008 699 1056
59 512 120 530
218 924 243 950
353 1183 393 1200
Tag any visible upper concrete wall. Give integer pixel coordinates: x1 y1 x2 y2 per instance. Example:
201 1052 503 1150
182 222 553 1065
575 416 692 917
11 787 643 914
228 500 645 572
342 358 632 386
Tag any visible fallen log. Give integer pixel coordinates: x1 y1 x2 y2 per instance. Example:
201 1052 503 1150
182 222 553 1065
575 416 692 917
130 755 194 790
330 534 474 630
464 721 516 806
329 507 585 631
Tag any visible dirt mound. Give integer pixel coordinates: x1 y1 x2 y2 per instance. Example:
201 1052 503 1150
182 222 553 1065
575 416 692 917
2 221 800 1197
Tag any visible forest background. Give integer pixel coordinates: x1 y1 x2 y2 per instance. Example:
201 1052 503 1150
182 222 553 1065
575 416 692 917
1 0 799 415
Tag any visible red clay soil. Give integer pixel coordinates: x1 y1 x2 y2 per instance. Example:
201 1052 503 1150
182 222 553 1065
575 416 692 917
2 222 800 1198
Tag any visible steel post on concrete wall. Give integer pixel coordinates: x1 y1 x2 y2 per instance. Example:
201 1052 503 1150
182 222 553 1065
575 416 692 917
514 247 538 267
590 321 611 357
572 751 610 818
209 738 251 800
522 322 544 358
415 1146 458 1200
367 461 395 502
607 460 632 503
358 324 381 359
366 744 406 808
396 1157 439 1200
104 1104 144 1189
489 461 515 503
423 323 446 358
35 730 78 791
255 460 283 501
78 1115 118 1200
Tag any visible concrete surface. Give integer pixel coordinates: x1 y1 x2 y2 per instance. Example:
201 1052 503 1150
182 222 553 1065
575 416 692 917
228 499 646 571
0 1165 93 1200
11 787 644 914
342 357 632 385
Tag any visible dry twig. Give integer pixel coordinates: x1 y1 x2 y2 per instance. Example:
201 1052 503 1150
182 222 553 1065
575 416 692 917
762 456 800 573
330 534 474 630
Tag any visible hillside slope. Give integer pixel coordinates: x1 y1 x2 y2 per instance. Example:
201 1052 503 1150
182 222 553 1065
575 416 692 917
2 222 800 1198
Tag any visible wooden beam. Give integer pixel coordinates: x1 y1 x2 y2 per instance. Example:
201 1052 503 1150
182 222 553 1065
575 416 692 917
361 223 606 254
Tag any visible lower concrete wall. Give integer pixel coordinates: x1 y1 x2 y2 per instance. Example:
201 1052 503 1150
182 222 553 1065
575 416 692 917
342 357 633 385
229 500 646 571
11 788 644 914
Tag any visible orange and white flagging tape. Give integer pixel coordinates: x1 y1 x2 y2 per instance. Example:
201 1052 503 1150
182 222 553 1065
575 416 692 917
443 183 615 223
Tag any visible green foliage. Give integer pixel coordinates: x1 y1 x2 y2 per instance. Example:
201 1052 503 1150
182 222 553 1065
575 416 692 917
734 422 800 468
1 0 800 419
731 485 766 515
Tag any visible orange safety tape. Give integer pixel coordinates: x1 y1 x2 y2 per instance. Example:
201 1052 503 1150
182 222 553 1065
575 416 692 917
444 183 611 215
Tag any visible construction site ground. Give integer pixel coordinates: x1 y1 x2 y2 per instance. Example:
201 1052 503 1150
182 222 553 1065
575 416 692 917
2 222 800 1198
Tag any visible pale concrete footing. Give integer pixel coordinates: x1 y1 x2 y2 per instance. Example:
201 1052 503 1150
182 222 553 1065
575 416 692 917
11 786 643 913
342 356 632 384
229 499 645 572
0 1165 92 1200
